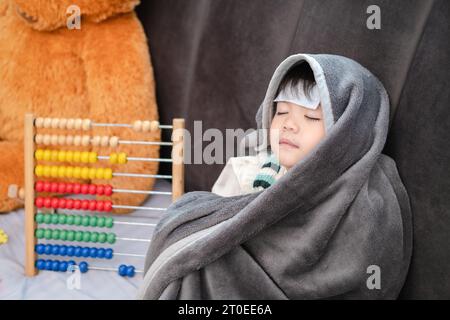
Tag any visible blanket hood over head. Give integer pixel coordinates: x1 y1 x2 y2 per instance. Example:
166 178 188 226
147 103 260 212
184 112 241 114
138 53 413 300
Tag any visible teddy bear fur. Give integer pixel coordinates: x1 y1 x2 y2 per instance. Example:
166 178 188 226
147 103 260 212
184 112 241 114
0 0 160 213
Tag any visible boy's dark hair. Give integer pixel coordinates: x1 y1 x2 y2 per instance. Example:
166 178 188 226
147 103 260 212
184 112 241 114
275 61 316 99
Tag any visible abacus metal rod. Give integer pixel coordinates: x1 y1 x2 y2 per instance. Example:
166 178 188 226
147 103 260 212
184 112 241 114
112 188 172 196
92 122 173 130
97 155 173 163
114 221 158 227
114 252 146 258
117 236 152 242
88 266 144 273
113 173 172 179
112 204 167 211
119 140 173 146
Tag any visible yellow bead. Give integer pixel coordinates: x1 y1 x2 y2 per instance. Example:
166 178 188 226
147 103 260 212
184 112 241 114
50 150 58 162
109 153 118 164
66 151 73 162
35 149 44 161
89 152 97 163
35 165 43 177
89 168 97 179
73 167 81 178
81 167 89 179
65 166 73 178
118 152 127 164
73 151 81 163
81 151 90 163
104 168 113 180
43 150 52 161
50 166 59 178
58 151 66 162
43 166 52 177
58 166 66 178
95 168 104 179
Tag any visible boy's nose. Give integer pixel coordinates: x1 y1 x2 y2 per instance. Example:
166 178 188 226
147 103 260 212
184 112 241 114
283 118 299 132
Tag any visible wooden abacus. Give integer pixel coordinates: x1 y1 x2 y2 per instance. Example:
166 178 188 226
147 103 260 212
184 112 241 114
22 113 185 277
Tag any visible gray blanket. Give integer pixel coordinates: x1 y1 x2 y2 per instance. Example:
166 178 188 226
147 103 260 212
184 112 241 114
137 53 413 299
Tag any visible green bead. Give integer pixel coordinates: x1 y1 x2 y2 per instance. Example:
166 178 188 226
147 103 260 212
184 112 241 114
82 231 91 242
58 214 67 225
97 217 105 228
35 214 44 224
35 228 45 239
90 232 99 243
82 216 90 227
75 231 83 242
59 229 67 241
44 229 52 240
43 214 52 224
66 215 74 225
73 215 82 226
89 216 98 227
51 214 59 224
67 230 75 241
106 233 116 244
98 233 107 243
51 229 60 240
105 217 114 228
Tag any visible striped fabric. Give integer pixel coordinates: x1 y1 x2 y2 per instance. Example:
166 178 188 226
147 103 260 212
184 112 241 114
252 153 282 190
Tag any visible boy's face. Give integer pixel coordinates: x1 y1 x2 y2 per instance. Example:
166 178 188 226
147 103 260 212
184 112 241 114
270 101 325 169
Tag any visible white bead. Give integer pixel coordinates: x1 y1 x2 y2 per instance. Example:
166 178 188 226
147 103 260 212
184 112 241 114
109 136 119 148
74 118 83 130
66 135 74 145
101 136 109 147
43 118 52 128
73 135 82 146
59 118 67 130
82 119 91 130
142 121 151 132
58 135 66 145
82 135 90 146
133 120 142 132
150 120 160 131
51 118 59 129
35 118 44 128
92 136 101 147
43 135 52 145
66 119 75 130
51 135 58 145
35 134 43 144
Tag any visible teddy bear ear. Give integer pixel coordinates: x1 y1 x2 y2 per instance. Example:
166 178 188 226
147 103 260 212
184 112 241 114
83 0 141 23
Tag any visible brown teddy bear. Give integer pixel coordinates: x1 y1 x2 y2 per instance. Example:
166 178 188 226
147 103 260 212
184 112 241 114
0 0 160 213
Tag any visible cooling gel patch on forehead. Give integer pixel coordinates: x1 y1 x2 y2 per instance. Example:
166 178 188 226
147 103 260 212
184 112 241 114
273 79 321 110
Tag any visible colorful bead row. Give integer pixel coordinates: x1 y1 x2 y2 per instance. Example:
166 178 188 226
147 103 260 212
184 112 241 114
35 181 113 196
35 213 114 228
35 197 113 212
35 149 98 163
118 264 136 277
132 120 160 132
108 153 128 164
34 165 113 179
34 118 92 130
35 134 119 147
35 228 116 244
35 259 87 273
35 244 113 259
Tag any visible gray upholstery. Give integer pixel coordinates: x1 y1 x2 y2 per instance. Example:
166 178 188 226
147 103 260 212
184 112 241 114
136 0 449 299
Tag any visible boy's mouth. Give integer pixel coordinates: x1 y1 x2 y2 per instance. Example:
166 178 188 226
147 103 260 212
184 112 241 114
279 138 299 149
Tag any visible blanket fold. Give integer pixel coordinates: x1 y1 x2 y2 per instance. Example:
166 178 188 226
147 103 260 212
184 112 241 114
137 53 412 299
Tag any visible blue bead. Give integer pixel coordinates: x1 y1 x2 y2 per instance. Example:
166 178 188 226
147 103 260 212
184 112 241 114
44 260 53 270
97 248 105 258
81 247 90 258
126 266 135 278
66 246 75 256
79 261 88 273
51 260 60 271
67 260 76 272
44 244 52 255
74 246 82 257
36 259 46 270
59 261 68 272
51 245 60 255
89 248 97 258
105 249 113 259
59 245 67 256
35 244 45 254
118 264 127 276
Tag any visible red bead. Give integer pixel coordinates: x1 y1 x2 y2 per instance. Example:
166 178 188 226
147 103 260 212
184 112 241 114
51 198 59 208
66 198 74 209
43 182 51 192
88 200 97 211
44 197 52 208
50 183 58 193
103 200 112 212
96 201 104 211
73 183 81 194
88 185 97 195
57 183 66 194
35 181 44 192
35 197 44 208
58 198 66 209
73 199 81 210
81 199 90 210
80 184 89 194
96 185 104 195
104 185 113 196
65 183 73 194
